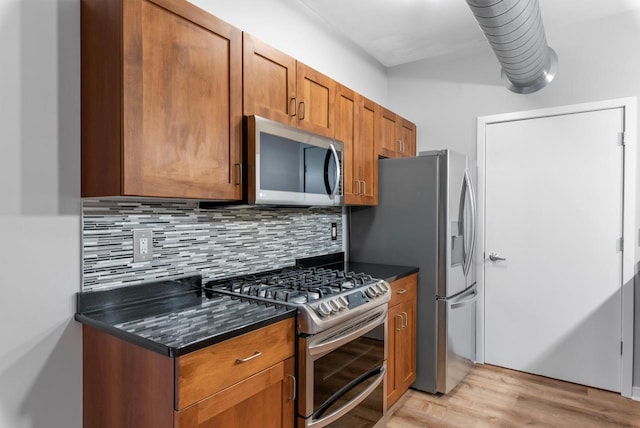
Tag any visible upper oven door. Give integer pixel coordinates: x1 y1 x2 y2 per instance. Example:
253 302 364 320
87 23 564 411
298 306 387 427
246 115 343 206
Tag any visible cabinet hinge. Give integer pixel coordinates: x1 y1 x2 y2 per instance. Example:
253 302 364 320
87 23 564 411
621 341 624 355
619 132 626 146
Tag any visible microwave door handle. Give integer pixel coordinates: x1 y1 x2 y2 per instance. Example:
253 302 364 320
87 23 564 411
329 143 340 197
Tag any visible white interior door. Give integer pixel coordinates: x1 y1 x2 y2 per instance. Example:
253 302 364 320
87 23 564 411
484 108 624 392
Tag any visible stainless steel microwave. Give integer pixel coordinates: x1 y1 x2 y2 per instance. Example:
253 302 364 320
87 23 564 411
245 115 343 206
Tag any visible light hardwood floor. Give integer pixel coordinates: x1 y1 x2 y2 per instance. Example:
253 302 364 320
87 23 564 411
387 364 640 427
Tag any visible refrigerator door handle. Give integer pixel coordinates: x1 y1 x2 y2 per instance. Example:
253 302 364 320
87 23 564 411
462 169 477 276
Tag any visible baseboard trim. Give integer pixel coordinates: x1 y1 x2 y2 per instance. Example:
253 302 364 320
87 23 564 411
632 386 640 401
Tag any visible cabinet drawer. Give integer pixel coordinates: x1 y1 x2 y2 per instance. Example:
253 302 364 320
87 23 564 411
176 318 295 409
389 273 417 307
175 357 295 427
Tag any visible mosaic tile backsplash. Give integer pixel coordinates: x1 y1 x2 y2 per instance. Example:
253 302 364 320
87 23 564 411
82 199 343 291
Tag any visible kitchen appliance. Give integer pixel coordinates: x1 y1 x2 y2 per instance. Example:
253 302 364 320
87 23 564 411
204 264 390 427
244 115 343 206
350 150 477 394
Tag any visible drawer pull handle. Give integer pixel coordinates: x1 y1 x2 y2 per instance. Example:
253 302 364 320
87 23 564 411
396 289 408 294
235 351 262 363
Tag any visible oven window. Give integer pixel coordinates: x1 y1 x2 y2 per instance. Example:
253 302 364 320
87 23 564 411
312 323 385 424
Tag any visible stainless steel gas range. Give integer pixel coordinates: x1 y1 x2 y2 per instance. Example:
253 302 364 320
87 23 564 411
204 264 390 428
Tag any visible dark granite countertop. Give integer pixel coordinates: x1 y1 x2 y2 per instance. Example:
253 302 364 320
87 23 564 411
75 276 296 357
344 261 418 283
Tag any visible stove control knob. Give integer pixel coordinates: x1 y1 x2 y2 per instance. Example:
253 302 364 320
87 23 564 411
365 287 377 298
329 299 341 312
338 296 349 308
318 302 333 317
379 281 390 293
372 283 384 295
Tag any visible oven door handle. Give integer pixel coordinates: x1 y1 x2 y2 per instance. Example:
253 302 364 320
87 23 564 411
307 307 387 357
306 364 386 428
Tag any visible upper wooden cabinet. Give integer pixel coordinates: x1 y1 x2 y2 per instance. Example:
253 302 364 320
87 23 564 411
335 83 378 206
243 33 335 138
242 32 296 126
378 108 416 158
81 0 243 200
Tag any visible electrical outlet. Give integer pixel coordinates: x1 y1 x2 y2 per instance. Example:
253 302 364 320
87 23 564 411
133 230 153 262
331 223 337 241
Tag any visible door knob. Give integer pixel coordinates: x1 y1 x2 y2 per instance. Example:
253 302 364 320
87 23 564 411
489 252 507 262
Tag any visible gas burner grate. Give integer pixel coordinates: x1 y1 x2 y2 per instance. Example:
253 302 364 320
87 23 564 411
205 266 379 305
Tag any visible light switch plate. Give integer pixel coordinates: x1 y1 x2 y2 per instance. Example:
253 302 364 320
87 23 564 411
133 229 153 262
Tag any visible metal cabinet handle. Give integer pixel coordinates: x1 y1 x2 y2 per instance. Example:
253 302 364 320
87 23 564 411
355 180 361 196
402 312 408 329
397 140 402 152
395 314 402 331
289 97 297 117
287 374 297 401
489 252 506 262
235 351 262 363
362 180 366 196
396 289 408 294
298 101 306 120
234 163 242 185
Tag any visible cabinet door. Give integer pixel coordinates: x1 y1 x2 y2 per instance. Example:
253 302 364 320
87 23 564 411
243 33 297 125
335 84 358 204
296 62 335 137
122 0 242 199
397 299 417 389
358 97 378 205
175 357 296 428
387 274 418 409
378 108 401 158
398 117 416 157
387 300 416 408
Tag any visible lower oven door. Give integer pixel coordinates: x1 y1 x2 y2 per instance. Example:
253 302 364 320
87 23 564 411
298 305 387 428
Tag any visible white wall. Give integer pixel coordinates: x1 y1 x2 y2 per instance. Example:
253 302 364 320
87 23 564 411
0 0 386 427
387 10 640 385
0 0 83 427
188 0 388 106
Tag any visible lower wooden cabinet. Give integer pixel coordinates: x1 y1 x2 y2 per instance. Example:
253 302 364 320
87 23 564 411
82 318 296 428
387 274 417 408
175 357 295 428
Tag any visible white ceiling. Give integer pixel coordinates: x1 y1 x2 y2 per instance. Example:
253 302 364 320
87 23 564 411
299 0 640 67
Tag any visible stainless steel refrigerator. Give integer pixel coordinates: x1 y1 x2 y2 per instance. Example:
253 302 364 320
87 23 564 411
349 150 477 394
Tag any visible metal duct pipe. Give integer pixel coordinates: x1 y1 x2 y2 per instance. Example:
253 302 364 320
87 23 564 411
466 0 557 94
